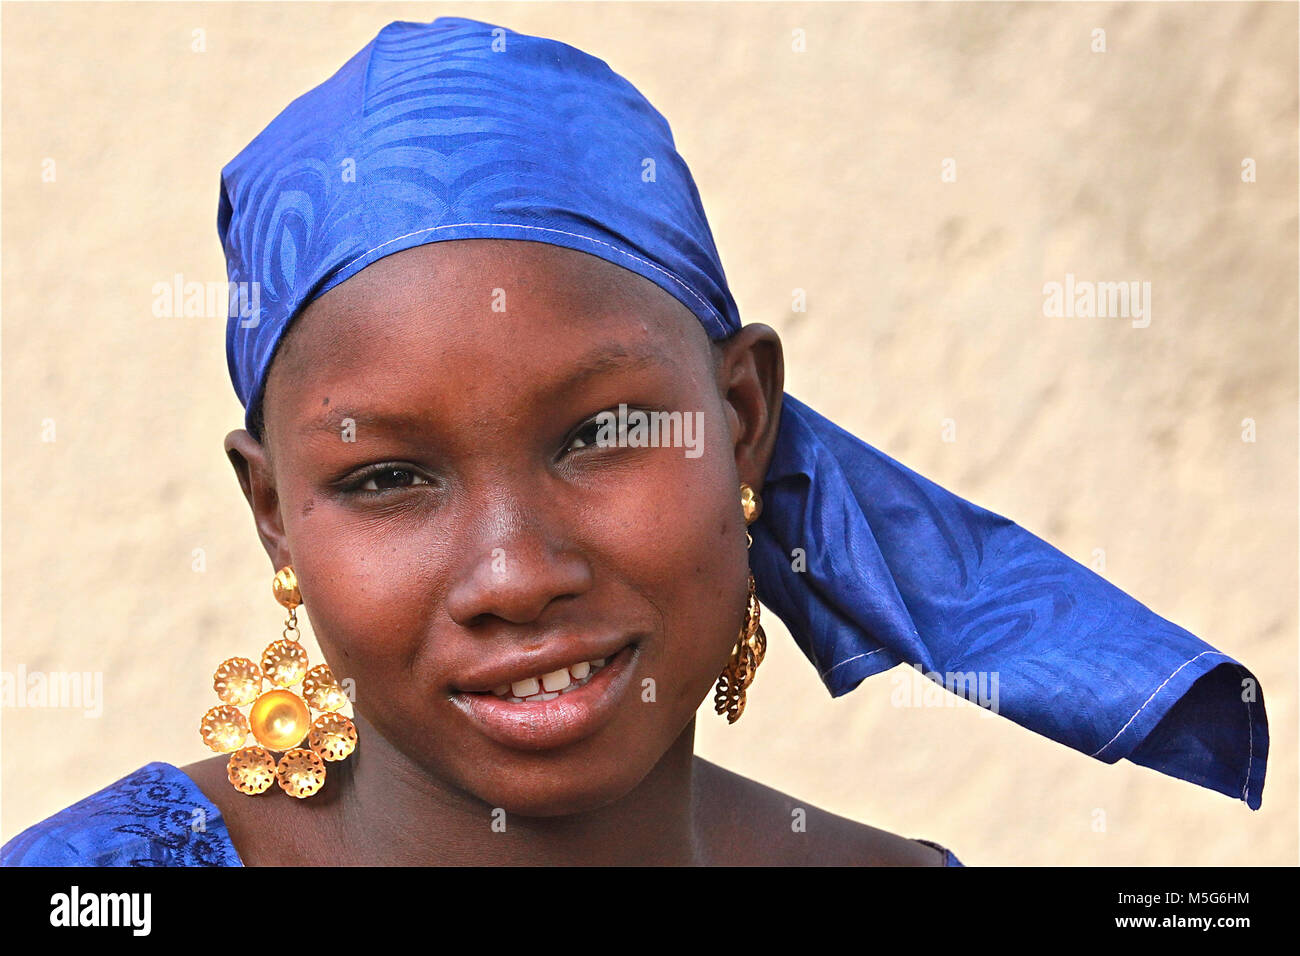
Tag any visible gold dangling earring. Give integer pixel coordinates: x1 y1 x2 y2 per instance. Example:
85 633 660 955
714 482 767 724
198 565 358 798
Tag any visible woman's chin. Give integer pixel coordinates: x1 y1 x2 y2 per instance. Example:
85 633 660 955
461 766 648 818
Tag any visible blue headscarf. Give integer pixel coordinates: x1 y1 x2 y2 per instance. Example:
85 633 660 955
221 16 1267 808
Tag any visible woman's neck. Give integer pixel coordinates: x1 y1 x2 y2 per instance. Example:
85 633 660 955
318 714 705 866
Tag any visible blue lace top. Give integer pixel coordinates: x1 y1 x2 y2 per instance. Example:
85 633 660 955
2 762 962 866
1 763 241 866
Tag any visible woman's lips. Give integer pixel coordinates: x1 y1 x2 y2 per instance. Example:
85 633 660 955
451 644 637 752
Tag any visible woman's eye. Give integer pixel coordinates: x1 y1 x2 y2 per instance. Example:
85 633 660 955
567 420 601 450
567 412 626 452
351 466 431 494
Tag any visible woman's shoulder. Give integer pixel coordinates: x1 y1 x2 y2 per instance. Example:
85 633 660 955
692 756 961 866
1 761 242 867
913 838 965 867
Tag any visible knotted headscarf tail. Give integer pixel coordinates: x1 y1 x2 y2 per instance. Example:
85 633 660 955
221 17 1267 808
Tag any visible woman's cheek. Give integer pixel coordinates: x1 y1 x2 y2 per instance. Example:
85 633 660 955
612 451 748 707
290 522 431 676
591 450 734 588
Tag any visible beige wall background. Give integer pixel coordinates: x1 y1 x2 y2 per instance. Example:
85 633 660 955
2 1 1295 865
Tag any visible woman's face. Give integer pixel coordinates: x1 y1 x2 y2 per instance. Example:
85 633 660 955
230 238 782 816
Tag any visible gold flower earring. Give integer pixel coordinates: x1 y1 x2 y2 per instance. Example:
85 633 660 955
198 565 357 798
714 482 767 724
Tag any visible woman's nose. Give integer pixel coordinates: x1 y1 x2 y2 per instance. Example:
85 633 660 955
443 493 594 628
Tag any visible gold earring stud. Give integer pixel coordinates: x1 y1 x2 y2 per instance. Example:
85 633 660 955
714 483 767 723
199 564 357 798
740 481 761 547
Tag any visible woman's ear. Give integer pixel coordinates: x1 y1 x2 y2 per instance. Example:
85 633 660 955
714 324 784 491
223 428 292 572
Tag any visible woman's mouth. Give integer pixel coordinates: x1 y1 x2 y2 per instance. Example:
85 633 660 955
450 644 637 752
489 657 608 703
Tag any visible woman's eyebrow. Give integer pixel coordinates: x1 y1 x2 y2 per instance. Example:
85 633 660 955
300 407 435 439
298 341 672 437
551 341 671 392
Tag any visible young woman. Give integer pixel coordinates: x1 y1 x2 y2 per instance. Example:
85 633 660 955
1 16 1266 867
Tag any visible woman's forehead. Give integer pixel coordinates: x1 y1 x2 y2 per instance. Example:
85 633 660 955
301 239 703 339
262 240 714 420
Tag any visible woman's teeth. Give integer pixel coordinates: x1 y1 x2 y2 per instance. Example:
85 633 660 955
490 658 607 703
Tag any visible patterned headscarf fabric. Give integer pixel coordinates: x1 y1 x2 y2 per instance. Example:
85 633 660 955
220 17 1267 808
